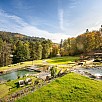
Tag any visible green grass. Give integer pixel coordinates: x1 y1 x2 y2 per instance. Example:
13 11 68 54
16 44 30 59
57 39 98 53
0 56 79 71
0 84 11 98
47 56 79 65
0 60 43 71
0 76 37 98
6 76 36 93
16 73 102 102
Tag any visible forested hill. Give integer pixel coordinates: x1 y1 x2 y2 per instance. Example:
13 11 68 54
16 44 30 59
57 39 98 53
0 31 54 67
0 31 46 43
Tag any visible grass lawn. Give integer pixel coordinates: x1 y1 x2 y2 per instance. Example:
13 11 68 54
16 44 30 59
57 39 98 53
6 76 36 93
0 76 37 98
0 60 43 71
46 56 79 65
0 56 79 71
0 84 11 98
16 73 102 102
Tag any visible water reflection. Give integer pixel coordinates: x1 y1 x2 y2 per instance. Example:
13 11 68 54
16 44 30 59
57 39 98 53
0 69 37 81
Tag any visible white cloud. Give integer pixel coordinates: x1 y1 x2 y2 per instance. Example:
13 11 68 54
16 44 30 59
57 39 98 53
18 25 69 43
0 9 69 43
61 0 102 36
71 9 102 35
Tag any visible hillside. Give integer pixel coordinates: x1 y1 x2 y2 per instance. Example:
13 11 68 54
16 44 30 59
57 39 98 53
16 73 102 102
0 31 46 43
0 31 53 66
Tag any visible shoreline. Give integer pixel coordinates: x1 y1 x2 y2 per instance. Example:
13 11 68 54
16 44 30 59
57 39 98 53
0 66 28 76
72 65 102 80
0 59 102 76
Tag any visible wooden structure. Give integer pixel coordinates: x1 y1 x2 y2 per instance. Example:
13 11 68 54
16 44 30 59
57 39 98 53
93 53 102 59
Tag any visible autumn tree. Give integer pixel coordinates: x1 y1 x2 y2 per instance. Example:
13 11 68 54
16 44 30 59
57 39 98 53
51 44 59 57
42 40 52 59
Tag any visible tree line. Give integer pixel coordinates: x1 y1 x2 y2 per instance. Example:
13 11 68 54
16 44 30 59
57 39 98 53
0 31 58 67
0 30 101 67
61 31 102 56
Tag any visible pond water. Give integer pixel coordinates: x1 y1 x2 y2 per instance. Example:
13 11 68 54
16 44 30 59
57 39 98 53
79 67 102 75
0 69 38 81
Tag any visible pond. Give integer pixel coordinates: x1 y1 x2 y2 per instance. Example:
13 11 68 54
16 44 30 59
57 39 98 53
79 67 102 75
0 69 38 81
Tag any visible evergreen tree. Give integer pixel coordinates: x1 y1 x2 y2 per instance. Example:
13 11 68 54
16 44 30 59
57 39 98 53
36 42 42 60
23 42 30 60
0 41 12 66
30 41 42 60
13 41 30 63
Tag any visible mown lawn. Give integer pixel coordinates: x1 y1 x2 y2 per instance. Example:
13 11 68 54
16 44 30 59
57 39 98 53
0 84 11 98
47 56 79 65
0 60 43 71
16 73 102 102
0 76 37 98
6 76 37 93
0 56 79 71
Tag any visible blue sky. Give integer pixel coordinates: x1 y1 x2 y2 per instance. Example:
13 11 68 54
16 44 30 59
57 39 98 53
0 0 102 43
